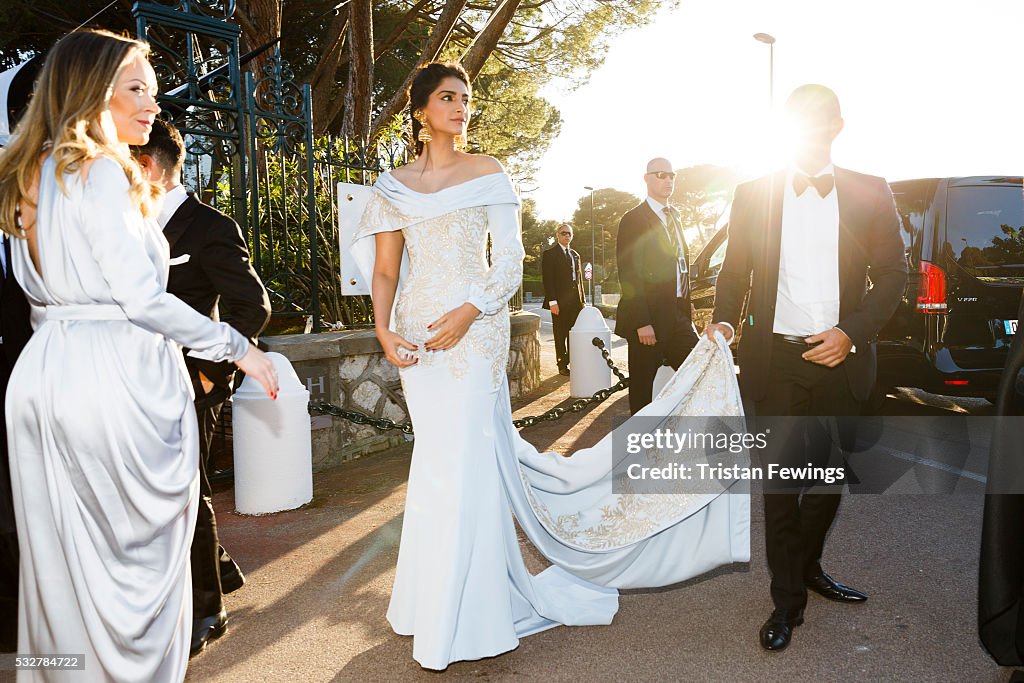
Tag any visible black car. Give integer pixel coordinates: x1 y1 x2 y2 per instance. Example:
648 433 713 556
689 176 1024 400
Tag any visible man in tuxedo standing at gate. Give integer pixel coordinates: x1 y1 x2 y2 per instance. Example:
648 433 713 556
542 223 585 375
133 120 271 656
706 84 907 652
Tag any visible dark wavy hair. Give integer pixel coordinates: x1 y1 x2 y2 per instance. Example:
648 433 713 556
408 62 470 157
130 118 185 179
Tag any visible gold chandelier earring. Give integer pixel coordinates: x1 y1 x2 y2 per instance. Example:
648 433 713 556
414 111 433 144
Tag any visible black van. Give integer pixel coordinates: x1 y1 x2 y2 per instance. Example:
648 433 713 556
689 176 1024 400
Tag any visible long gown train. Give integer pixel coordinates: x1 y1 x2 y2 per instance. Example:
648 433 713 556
352 170 749 670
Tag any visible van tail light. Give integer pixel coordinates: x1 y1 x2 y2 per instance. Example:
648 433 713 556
916 261 947 313
944 380 969 386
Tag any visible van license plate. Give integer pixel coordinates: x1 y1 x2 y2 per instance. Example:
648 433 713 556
1005 319 1018 335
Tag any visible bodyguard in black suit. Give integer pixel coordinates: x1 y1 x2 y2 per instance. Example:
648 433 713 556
541 224 585 375
707 85 907 652
134 120 271 656
0 233 31 651
615 158 698 414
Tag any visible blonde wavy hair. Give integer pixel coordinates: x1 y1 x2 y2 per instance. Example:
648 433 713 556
0 29 162 238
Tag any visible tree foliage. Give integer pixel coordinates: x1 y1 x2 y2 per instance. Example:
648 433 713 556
519 197 561 278
570 187 640 284
0 0 676 177
670 164 739 254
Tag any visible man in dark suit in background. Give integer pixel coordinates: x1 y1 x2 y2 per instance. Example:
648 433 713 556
615 157 698 414
706 84 907 652
133 120 271 656
0 230 32 651
542 223 586 375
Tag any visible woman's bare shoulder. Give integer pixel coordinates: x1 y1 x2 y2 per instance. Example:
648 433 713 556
465 153 504 176
388 164 415 181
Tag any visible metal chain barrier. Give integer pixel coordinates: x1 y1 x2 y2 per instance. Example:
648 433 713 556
510 337 628 429
308 337 629 433
309 401 415 435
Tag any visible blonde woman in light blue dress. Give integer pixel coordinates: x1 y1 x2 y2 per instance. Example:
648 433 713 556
0 31 278 682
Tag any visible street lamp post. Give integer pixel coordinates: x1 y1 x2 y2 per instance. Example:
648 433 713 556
583 186 596 304
753 32 775 108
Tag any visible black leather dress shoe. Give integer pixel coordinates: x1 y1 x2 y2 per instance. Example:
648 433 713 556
805 572 868 603
558 367 570 376
190 609 228 657
759 609 804 651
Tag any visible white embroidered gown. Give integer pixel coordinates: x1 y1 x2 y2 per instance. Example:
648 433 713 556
6 157 249 682
353 170 749 671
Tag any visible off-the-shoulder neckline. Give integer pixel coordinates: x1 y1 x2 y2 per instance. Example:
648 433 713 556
383 169 506 196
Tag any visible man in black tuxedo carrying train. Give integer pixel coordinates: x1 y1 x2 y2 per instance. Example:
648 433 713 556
706 84 907 652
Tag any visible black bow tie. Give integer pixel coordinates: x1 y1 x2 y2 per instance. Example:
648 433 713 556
793 173 835 198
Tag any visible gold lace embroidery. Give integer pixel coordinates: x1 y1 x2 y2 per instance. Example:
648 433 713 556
516 340 746 551
393 206 511 389
355 191 416 240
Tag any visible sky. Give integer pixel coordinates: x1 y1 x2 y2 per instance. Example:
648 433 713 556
529 0 1024 220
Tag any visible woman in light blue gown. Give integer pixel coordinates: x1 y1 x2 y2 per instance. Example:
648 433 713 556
0 31 278 682
353 62 749 671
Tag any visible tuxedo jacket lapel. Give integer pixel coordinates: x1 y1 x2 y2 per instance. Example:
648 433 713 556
834 167 864 312
767 170 785 277
640 202 678 258
752 171 787 327
162 194 200 250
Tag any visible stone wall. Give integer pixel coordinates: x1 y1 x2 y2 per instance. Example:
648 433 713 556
262 311 540 472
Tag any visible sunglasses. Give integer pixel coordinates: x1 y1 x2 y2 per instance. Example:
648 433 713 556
646 171 676 180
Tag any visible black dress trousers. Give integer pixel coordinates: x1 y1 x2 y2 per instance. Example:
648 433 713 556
752 337 861 613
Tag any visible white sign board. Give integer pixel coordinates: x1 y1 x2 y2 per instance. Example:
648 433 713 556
584 262 593 281
338 182 374 295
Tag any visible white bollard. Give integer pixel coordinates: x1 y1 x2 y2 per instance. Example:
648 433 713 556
232 352 313 515
568 305 612 398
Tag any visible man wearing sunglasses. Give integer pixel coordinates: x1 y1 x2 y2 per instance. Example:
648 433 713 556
542 223 586 375
615 157 698 414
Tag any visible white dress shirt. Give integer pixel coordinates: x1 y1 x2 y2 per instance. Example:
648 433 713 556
774 163 841 336
157 184 189 230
